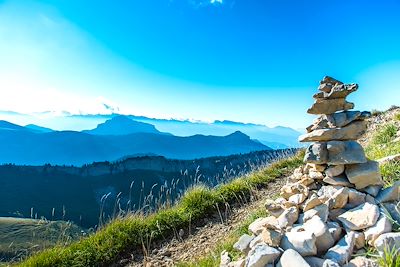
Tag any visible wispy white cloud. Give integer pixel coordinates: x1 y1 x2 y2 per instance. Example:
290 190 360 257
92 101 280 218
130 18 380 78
187 0 231 8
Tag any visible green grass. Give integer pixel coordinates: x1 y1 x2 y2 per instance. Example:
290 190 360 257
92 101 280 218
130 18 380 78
377 246 400 267
176 208 268 267
365 123 400 160
394 113 400 122
380 161 400 187
0 217 83 263
18 151 304 267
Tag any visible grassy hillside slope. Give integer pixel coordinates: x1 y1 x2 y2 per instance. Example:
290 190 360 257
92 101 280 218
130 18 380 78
17 152 303 266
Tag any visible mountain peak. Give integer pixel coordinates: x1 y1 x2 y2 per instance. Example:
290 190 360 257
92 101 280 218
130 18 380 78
83 116 161 136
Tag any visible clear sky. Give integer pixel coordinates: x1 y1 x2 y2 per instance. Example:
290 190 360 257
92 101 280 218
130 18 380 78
1 0 400 129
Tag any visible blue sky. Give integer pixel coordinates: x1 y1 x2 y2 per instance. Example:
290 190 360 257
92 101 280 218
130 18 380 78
1 0 400 129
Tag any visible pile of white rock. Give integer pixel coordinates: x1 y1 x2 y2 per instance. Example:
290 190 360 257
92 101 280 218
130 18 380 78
222 77 400 267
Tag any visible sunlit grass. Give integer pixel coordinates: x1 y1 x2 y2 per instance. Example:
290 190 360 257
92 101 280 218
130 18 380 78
18 151 303 267
365 123 400 160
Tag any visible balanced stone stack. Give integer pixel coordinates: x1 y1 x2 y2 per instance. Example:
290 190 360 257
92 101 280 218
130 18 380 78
223 77 400 267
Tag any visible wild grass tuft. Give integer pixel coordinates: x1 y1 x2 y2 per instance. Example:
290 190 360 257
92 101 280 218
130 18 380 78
365 123 400 160
394 112 400 122
380 161 400 187
377 245 400 267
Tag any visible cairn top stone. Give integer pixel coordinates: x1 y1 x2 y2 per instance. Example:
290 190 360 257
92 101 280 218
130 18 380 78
318 76 343 93
314 83 358 100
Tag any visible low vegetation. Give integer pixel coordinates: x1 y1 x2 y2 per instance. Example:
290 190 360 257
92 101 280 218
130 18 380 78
19 152 304 266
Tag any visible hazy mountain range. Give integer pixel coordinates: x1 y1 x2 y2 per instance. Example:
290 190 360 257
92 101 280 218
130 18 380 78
72 113 302 148
0 117 273 166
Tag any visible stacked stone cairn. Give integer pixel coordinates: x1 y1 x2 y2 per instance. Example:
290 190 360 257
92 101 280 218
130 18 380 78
222 76 400 267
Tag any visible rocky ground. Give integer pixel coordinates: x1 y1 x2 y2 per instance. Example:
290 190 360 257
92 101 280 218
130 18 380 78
222 77 400 267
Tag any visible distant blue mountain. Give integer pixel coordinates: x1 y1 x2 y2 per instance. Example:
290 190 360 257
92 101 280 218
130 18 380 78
83 115 163 135
68 114 301 148
0 120 28 132
25 124 54 133
0 120 270 166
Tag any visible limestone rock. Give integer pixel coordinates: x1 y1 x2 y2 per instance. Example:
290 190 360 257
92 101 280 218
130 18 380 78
323 175 353 187
309 171 325 180
305 142 328 164
277 249 310 267
246 244 281 267
280 230 317 256
303 193 323 212
307 163 327 172
337 203 380 230
346 189 366 209
345 161 383 189
289 193 308 205
299 120 367 142
361 185 382 197
326 111 370 128
314 83 358 100
305 141 367 165
374 232 400 257
342 257 378 267
364 213 392 245
325 165 345 177
328 208 346 221
277 206 299 229
327 221 343 242
304 216 335 254
306 111 370 133
375 181 400 203
302 203 329 223
307 98 354 115
264 199 284 218
281 183 309 200
249 235 263 249
327 141 367 165
353 231 365 250
304 257 340 267
324 232 356 265
233 234 253 254
248 216 279 235
220 250 231 266
331 187 349 209
260 228 282 247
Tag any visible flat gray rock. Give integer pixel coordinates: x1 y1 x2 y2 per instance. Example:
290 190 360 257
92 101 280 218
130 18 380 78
299 120 367 142
307 98 354 115
304 141 367 165
376 181 400 203
324 232 356 265
313 83 358 100
345 160 383 189
337 203 380 231
277 249 310 267
374 232 400 258
281 230 317 256
233 234 254 253
246 244 281 267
